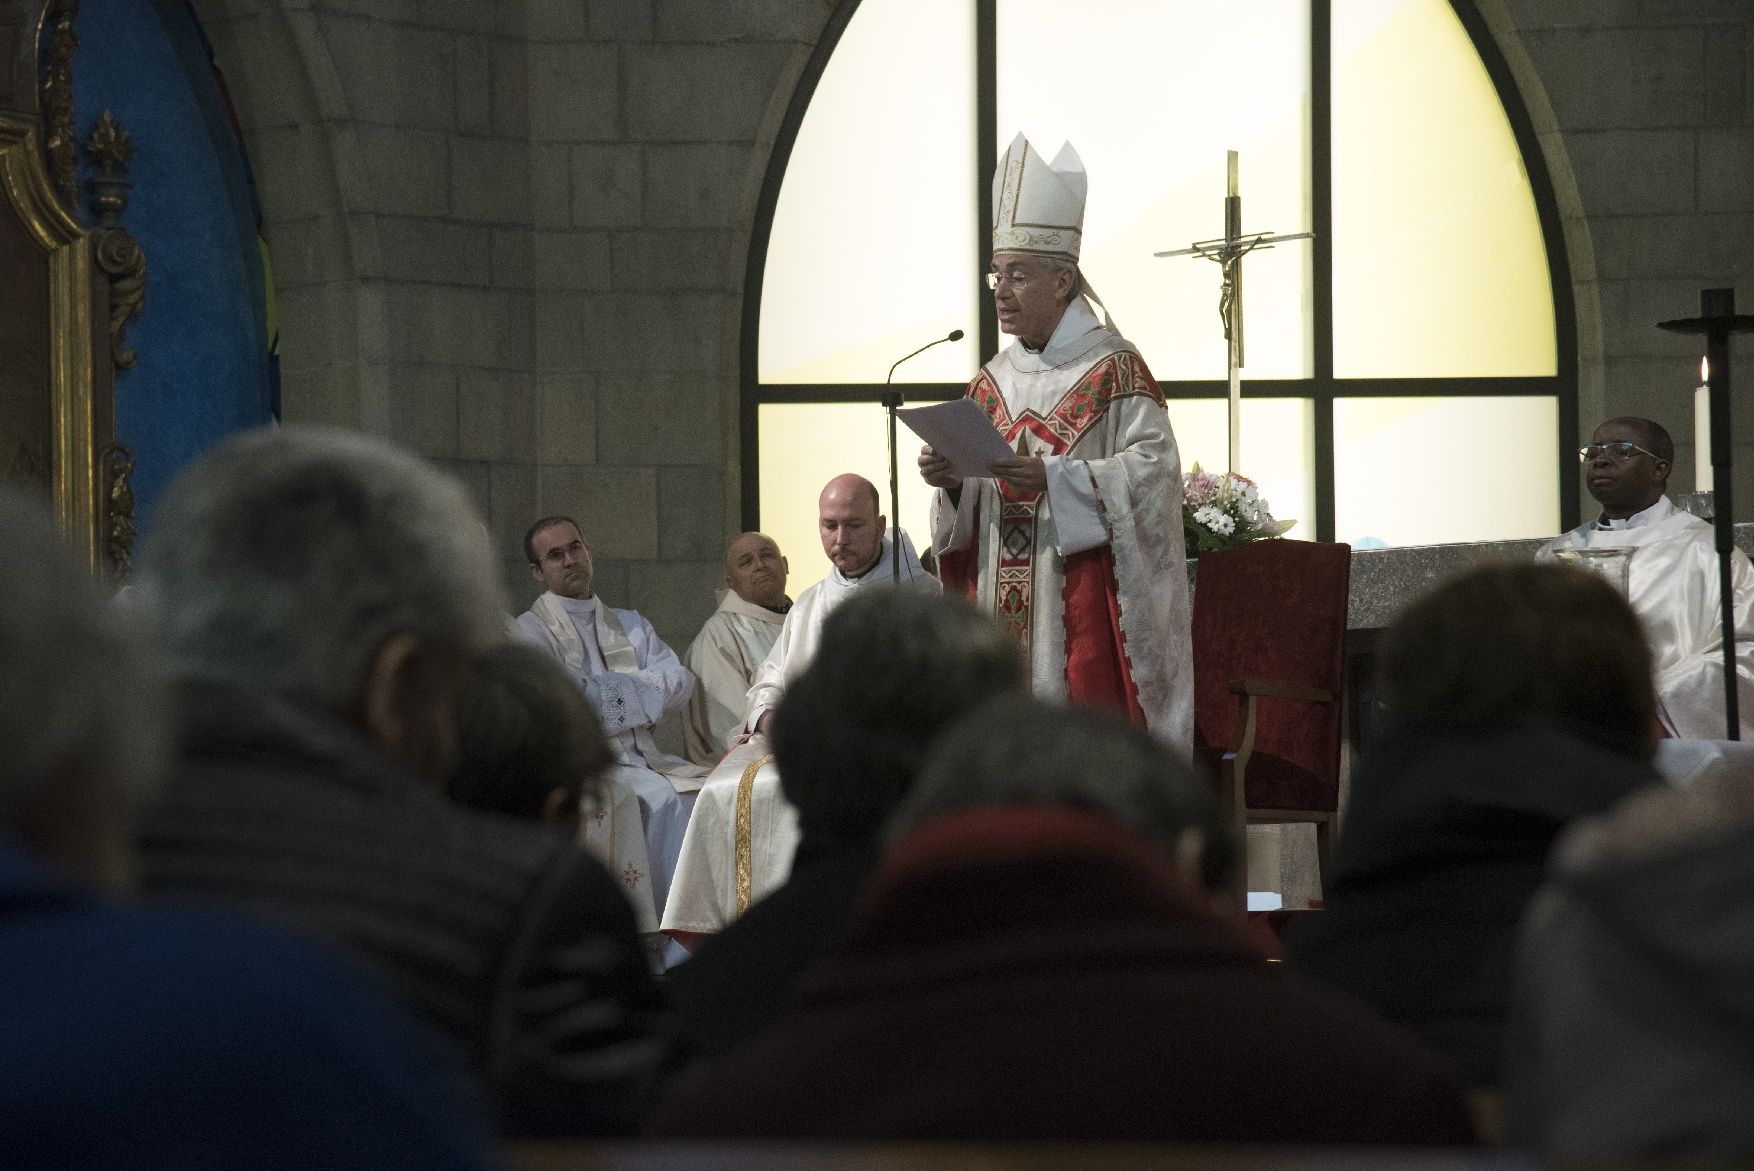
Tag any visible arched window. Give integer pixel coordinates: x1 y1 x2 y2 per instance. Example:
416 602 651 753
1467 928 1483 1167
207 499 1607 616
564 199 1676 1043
743 0 1575 565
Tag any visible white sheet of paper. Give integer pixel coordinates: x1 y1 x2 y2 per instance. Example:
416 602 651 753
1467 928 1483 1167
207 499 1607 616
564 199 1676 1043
897 398 1013 479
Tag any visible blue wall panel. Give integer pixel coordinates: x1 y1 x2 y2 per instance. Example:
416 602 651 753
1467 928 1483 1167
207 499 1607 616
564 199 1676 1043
72 0 274 538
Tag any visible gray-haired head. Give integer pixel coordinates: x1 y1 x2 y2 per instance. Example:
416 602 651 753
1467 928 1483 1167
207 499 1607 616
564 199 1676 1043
892 696 1239 893
1043 256 1084 306
0 490 166 888
771 590 1026 851
140 426 505 717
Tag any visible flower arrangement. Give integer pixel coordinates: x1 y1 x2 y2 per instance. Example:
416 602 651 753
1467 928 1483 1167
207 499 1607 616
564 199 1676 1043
1182 464 1295 553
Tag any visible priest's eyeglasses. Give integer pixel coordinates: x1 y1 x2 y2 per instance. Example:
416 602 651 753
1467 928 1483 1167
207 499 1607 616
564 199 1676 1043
985 269 1038 291
1578 441 1664 463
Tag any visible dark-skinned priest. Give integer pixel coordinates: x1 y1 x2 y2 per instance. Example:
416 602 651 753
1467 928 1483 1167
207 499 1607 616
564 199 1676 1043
920 133 1192 748
1539 415 1754 739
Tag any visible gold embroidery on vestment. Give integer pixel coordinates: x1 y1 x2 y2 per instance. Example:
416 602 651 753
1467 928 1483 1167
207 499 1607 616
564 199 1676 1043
734 754 772 914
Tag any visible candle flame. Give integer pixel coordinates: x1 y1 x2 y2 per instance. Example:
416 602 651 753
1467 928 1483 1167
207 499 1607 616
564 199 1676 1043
1702 356 1710 382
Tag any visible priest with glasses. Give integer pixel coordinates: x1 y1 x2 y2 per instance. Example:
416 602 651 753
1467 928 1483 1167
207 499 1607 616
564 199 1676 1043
1540 416 1754 739
919 133 1193 749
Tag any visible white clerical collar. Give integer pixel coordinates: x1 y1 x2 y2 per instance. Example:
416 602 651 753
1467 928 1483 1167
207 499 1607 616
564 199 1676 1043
831 549 885 587
1043 295 1099 353
827 532 926 588
550 592 598 616
1015 295 1101 358
1595 497 1672 531
717 588 791 618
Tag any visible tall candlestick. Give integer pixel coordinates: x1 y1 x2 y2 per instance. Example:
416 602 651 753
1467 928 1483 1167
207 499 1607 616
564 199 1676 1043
1696 356 1713 492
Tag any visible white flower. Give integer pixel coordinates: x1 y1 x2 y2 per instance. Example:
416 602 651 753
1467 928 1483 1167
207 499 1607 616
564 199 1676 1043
1185 467 1293 546
1194 504 1236 536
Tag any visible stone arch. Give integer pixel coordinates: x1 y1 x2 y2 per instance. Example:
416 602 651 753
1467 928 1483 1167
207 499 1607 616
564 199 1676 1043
715 16 841 542
187 0 390 434
1468 0 1605 433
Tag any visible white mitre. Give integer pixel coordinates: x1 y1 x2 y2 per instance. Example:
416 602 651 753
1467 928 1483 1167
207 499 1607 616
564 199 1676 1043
992 132 1087 262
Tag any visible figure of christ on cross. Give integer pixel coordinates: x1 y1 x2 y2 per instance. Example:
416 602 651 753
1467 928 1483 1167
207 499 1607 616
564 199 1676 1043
1156 150 1311 473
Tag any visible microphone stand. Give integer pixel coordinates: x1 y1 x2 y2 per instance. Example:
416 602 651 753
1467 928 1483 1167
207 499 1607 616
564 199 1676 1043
884 330 965 584
1660 288 1754 740
883 380 903 586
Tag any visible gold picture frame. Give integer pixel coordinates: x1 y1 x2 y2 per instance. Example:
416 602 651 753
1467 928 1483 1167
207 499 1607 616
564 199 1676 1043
0 113 103 572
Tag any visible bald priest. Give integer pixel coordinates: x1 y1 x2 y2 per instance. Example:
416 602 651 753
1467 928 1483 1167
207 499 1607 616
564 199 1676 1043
745 474 938 739
682 533 792 767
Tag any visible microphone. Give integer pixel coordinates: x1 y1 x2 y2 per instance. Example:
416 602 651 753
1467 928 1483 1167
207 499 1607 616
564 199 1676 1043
887 328 966 384
882 329 967 585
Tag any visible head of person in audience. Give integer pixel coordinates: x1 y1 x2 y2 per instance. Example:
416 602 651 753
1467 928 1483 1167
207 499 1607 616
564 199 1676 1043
1384 562 1657 761
0 491 166 891
891 696 1240 905
141 426 505 787
772 591 1025 854
817 473 885 579
525 516 593 600
449 642 614 834
725 531 788 609
1583 416 1673 520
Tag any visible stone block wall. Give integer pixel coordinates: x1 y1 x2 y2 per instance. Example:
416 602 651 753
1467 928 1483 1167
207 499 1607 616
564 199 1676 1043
193 0 544 609
523 0 830 643
192 0 833 646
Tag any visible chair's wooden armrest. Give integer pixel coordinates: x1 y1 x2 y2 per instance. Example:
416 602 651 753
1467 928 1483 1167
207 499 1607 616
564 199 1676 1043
1228 678 1333 704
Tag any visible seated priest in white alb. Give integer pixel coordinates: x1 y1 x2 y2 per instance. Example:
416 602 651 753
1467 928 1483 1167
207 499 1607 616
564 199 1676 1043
659 474 936 945
680 532 791 767
745 473 939 737
1538 416 1754 739
513 516 706 937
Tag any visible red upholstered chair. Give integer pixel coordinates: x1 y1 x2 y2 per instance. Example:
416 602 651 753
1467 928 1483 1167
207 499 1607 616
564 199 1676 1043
1191 539 1351 893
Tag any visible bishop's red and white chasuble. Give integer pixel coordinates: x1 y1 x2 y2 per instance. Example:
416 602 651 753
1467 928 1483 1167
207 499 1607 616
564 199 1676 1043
932 296 1194 751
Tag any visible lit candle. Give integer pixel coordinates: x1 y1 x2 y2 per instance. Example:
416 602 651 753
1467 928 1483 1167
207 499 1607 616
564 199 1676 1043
1696 356 1713 492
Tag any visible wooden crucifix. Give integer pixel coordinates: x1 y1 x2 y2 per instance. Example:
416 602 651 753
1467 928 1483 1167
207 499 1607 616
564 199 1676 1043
1156 151 1311 473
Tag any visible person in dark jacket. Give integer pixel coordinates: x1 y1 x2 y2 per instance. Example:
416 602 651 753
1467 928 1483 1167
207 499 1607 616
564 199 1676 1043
450 640 615 830
1289 562 1663 1089
0 490 498 1170
647 698 1477 1145
1506 767 1754 1158
134 426 677 1137
665 589 1026 1059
